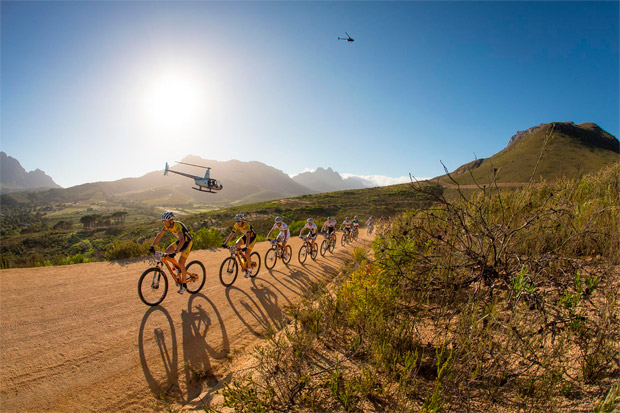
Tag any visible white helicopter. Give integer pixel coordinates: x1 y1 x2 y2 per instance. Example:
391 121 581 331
164 161 223 193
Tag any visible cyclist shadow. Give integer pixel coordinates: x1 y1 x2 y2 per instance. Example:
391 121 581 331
138 306 180 400
181 293 229 402
249 280 289 330
225 286 276 337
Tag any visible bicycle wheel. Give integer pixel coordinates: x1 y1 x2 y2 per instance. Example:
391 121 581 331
249 251 261 277
353 230 358 241
265 247 278 270
219 257 238 287
311 242 318 260
329 239 336 253
341 233 347 246
185 260 206 294
320 240 328 257
283 245 293 264
298 244 307 263
368 226 373 235
138 267 168 306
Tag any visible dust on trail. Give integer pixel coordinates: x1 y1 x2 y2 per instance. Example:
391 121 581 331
0 231 372 411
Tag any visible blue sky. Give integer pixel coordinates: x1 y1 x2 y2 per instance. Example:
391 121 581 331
2 1 618 188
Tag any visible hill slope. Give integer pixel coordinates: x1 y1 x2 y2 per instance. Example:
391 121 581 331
438 122 619 185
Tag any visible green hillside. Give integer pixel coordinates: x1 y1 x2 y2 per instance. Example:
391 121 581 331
438 122 619 185
0 180 439 268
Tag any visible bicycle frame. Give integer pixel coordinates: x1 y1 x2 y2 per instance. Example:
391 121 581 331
154 251 197 285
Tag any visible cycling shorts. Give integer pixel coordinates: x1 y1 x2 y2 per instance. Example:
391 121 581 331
276 231 290 242
307 231 318 240
326 227 336 235
170 239 193 260
237 233 257 251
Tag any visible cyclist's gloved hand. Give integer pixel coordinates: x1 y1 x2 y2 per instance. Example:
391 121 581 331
149 246 155 253
221 243 227 249
168 252 176 259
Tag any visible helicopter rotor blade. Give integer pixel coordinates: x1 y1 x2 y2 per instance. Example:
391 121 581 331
175 161 211 170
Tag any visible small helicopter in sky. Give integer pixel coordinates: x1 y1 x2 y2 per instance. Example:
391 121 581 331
164 161 223 193
338 32 354 42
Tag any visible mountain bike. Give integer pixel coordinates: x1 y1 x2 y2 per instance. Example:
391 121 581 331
265 239 292 270
138 251 206 306
341 229 352 246
367 224 374 235
351 226 359 241
219 246 261 287
320 232 336 256
298 235 318 263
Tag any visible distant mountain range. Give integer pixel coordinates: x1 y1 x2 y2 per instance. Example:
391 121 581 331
291 167 375 192
0 154 376 206
0 152 61 193
2 121 617 206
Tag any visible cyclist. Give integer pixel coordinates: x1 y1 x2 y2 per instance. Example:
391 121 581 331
150 211 193 294
266 216 290 260
321 216 338 244
299 218 319 251
366 216 375 229
352 216 360 237
222 213 257 278
340 216 353 240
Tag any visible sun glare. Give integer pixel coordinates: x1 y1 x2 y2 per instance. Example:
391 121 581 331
142 71 206 134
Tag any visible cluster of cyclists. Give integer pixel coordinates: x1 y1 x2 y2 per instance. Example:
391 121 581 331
149 211 378 294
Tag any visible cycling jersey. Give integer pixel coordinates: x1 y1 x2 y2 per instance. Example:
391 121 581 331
164 221 193 259
164 221 193 242
233 221 256 236
342 219 352 228
324 219 337 228
233 222 257 250
272 222 290 242
352 219 360 227
302 222 318 234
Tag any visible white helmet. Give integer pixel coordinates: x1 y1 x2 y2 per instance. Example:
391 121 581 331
161 211 174 221
307 218 314 223
275 216 282 223
345 216 349 220
234 213 244 221
354 216 358 219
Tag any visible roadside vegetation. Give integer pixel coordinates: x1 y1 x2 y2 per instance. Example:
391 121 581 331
0 182 437 268
219 164 620 411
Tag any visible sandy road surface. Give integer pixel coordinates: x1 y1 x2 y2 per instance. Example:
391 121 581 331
1 231 372 411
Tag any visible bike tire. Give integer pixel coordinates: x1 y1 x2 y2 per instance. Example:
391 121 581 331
185 260 206 294
249 251 261 277
138 267 168 306
282 245 293 264
368 226 373 235
341 233 347 246
298 244 307 263
353 230 358 241
329 239 336 253
320 240 328 257
265 246 278 270
219 257 238 287
311 242 318 260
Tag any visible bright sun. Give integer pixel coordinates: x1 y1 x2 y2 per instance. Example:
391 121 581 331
143 71 205 134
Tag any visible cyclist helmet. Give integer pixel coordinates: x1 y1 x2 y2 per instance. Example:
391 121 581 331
345 216 349 220
234 213 244 222
328 216 333 219
307 218 314 223
274 216 282 223
161 211 174 221
354 216 358 219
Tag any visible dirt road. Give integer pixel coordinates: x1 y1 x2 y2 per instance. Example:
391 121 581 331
1 231 371 411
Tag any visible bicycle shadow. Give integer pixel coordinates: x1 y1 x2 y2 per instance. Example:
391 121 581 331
181 293 229 402
138 306 180 400
225 285 274 337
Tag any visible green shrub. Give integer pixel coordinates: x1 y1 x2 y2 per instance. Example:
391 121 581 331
191 227 223 249
105 240 147 260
